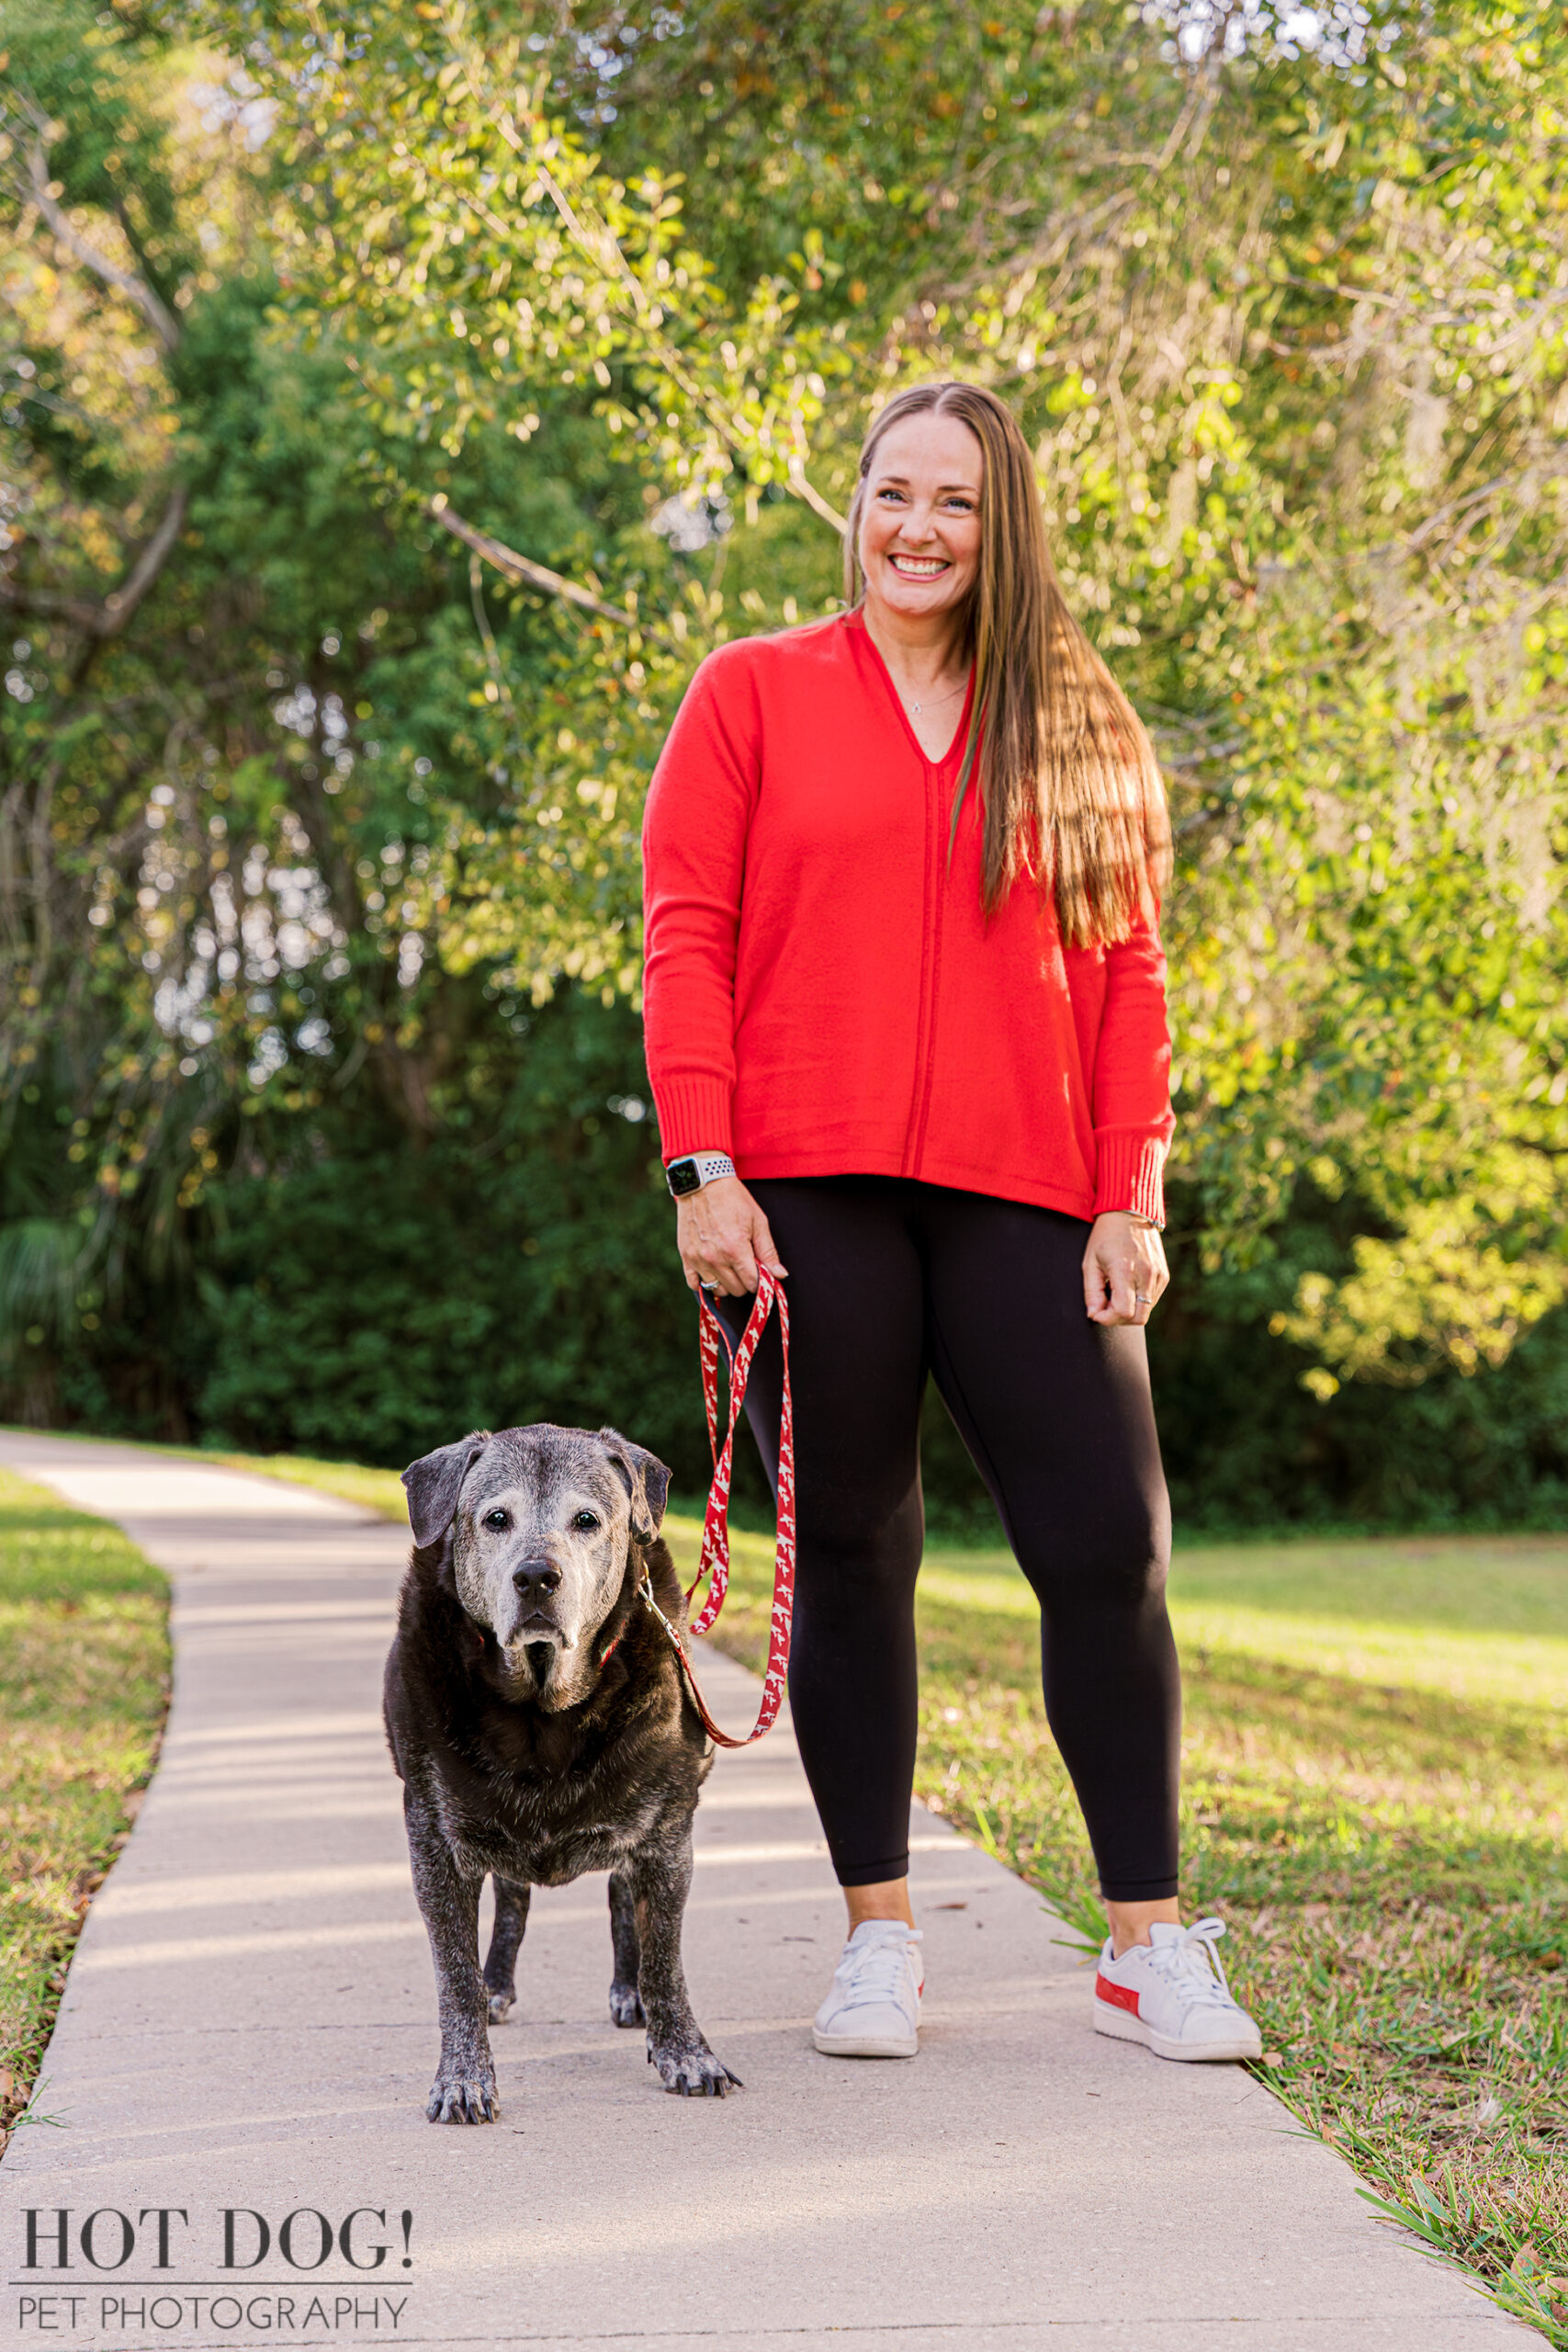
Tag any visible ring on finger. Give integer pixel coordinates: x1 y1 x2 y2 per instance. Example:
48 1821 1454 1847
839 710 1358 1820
1134 1291 1152 1305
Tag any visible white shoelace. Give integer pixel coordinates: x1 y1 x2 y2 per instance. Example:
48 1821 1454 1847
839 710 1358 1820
1144 1917 1241 2009
833 1932 919 2013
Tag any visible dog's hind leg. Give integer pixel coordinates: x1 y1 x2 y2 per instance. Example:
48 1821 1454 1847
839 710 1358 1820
607 1871 644 2028
484 1876 530 2025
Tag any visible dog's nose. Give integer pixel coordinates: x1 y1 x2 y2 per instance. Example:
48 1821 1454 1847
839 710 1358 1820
512 1558 563 1598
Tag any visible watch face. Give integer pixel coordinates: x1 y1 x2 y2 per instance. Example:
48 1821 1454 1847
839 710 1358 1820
666 1159 701 1197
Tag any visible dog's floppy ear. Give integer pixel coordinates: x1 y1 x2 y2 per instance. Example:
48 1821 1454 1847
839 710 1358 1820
402 1433 491 1548
598 1429 671 1543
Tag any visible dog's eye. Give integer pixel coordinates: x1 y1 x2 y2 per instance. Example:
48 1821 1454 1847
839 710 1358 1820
570 1510 601 1533
483 1509 509 1532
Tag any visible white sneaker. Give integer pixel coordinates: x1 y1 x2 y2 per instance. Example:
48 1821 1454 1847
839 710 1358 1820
812 1921 924 2058
1093 1917 1263 2063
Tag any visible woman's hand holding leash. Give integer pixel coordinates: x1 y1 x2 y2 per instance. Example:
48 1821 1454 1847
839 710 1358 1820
1083 1210 1168 1329
676 1172 788 1297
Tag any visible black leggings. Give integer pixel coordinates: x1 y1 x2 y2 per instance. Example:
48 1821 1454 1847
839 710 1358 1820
714 1177 1179 1902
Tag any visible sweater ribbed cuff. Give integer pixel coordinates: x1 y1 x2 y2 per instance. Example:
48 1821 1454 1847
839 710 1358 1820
1092 1131 1168 1228
652 1077 735 1162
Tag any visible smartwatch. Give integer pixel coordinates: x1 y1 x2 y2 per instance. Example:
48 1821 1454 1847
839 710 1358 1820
665 1151 737 1199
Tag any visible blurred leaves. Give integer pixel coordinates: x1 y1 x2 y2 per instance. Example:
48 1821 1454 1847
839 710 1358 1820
2 0 1567 1424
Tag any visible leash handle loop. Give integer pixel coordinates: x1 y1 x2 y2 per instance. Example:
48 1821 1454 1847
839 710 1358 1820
665 1266 794 1750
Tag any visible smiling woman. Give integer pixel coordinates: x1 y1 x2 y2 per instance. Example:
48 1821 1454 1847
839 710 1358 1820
639 381 1258 2070
841 382 1169 939
850 409 982 751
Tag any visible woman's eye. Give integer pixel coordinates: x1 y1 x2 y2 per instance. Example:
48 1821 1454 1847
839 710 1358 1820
483 1509 509 1532
571 1510 601 1533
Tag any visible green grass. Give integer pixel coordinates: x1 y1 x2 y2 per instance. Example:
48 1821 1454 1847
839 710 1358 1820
661 1516 1568 2346
201 1450 417 1518
0 1469 169 2154
14 1439 1563 2337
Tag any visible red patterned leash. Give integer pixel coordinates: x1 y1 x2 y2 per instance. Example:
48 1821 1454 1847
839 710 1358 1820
636 1264 795 1749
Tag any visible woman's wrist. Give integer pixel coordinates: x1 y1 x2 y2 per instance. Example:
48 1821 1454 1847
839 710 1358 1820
663 1149 736 1199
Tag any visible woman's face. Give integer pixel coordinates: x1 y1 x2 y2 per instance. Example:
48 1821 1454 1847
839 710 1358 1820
857 412 984 628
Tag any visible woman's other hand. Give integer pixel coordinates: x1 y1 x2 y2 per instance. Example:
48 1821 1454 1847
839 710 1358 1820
676 1174 788 1297
1082 1211 1168 1328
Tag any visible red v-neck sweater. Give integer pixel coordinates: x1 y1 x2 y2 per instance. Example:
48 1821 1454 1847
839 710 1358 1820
641 610 1174 1227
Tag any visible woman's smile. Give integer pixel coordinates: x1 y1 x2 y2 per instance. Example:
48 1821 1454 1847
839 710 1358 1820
858 412 984 621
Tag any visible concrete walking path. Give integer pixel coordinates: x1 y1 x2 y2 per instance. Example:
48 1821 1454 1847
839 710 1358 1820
0 1432 1528 2349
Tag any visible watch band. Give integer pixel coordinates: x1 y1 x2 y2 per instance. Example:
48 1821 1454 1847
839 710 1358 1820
665 1151 737 1199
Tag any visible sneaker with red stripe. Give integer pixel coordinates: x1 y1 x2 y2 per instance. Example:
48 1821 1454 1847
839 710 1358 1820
1093 1917 1262 2063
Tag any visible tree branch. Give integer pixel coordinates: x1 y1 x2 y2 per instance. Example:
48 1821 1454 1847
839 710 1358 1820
787 458 847 537
24 138 180 355
440 23 845 536
1 484 188 639
428 498 651 630
0 582 110 631
99 486 188 635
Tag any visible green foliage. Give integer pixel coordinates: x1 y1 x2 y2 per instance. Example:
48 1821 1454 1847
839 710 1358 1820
194 992 710 1477
1 0 1566 1516
1153 1185 1568 1528
196 0 1568 1381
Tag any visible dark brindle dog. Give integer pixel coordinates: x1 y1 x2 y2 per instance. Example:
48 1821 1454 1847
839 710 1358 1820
385 1422 739 2119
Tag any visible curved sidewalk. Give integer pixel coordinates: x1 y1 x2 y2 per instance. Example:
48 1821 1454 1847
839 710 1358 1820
0 1432 1527 2350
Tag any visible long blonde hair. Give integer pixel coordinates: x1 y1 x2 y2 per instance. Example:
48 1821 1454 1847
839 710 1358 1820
843 381 1170 948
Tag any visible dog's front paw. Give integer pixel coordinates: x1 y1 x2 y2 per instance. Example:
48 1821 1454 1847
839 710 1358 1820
487 1990 515 2026
648 2040 741 2098
426 2068 499 2124
609 1979 644 2028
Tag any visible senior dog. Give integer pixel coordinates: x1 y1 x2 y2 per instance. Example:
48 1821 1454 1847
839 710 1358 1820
384 1421 739 2120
